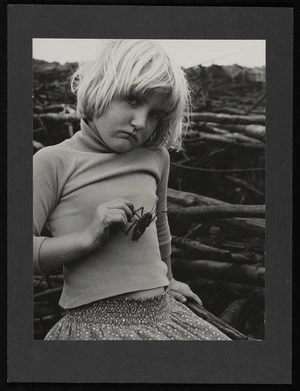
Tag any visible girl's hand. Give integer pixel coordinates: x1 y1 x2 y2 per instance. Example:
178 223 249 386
166 278 203 306
82 198 134 251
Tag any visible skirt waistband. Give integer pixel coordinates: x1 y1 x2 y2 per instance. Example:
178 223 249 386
67 292 170 326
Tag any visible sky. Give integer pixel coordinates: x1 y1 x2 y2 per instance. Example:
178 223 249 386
32 39 265 68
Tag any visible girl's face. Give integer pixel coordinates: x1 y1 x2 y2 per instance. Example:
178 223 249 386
89 93 167 153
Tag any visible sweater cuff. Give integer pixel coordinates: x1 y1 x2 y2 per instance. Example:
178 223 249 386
159 240 172 260
33 236 48 275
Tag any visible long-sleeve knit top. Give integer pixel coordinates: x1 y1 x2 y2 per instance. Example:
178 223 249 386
33 120 171 309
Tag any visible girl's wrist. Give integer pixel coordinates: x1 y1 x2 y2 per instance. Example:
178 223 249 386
79 230 95 254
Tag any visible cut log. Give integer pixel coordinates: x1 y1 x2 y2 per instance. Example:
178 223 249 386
168 204 265 220
188 112 265 126
172 259 265 286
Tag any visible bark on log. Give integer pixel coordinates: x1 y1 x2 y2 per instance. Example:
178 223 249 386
33 113 79 123
34 302 57 317
34 287 62 301
185 301 257 340
189 122 265 144
171 162 265 174
214 123 265 141
188 112 265 125
168 204 265 219
167 188 265 237
219 281 265 297
172 237 260 264
34 280 63 293
167 188 226 207
184 132 265 150
172 259 265 286
191 122 265 141
213 218 265 238
244 93 266 115
219 296 252 328
172 236 232 261
225 175 264 199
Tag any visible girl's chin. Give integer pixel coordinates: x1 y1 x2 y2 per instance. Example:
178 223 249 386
111 140 137 153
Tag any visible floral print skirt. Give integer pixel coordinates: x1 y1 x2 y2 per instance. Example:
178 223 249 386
44 292 231 341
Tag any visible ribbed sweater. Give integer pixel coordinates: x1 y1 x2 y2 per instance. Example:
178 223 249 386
33 120 171 309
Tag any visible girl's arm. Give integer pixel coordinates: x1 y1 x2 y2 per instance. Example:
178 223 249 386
161 256 173 280
162 255 202 305
156 149 202 305
36 198 134 274
33 147 133 275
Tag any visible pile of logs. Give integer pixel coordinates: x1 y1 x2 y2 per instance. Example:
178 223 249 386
33 59 265 340
168 188 265 339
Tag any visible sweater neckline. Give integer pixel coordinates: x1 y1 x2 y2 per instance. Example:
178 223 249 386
80 119 116 154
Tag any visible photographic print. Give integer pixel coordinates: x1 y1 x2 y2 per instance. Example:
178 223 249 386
32 39 266 342
8 6 292 384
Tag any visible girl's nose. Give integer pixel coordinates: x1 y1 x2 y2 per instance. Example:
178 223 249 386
130 108 147 130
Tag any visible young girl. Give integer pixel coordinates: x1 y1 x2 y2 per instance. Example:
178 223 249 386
33 39 230 341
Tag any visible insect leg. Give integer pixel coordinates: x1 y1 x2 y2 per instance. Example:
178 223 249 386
125 220 138 235
132 207 144 220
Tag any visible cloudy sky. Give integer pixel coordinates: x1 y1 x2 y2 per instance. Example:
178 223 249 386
33 39 265 68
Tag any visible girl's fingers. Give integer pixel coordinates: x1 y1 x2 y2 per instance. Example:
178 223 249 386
107 200 134 220
189 293 203 306
167 290 187 303
181 289 203 306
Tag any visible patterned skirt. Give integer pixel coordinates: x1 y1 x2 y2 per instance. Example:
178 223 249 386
44 292 231 341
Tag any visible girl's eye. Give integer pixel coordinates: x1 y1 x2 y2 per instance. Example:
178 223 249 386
150 111 163 121
126 95 140 106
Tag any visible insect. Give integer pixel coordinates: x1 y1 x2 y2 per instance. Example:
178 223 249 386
124 204 167 241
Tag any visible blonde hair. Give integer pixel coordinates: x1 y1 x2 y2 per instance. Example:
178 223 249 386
71 40 191 150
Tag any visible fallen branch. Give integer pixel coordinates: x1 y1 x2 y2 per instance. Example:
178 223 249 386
188 112 265 126
225 175 264 200
167 189 265 237
213 218 265 238
171 162 265 174
167 188 221 207
214 123 265 141
244 93 266 115
172 236 232 261
33 113 79 123
168 204 265 220
185 132 265 150
34 287 62 301
185 301 257 340
172 259 265 286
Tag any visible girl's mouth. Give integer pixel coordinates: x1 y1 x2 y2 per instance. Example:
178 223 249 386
120 131 138 142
